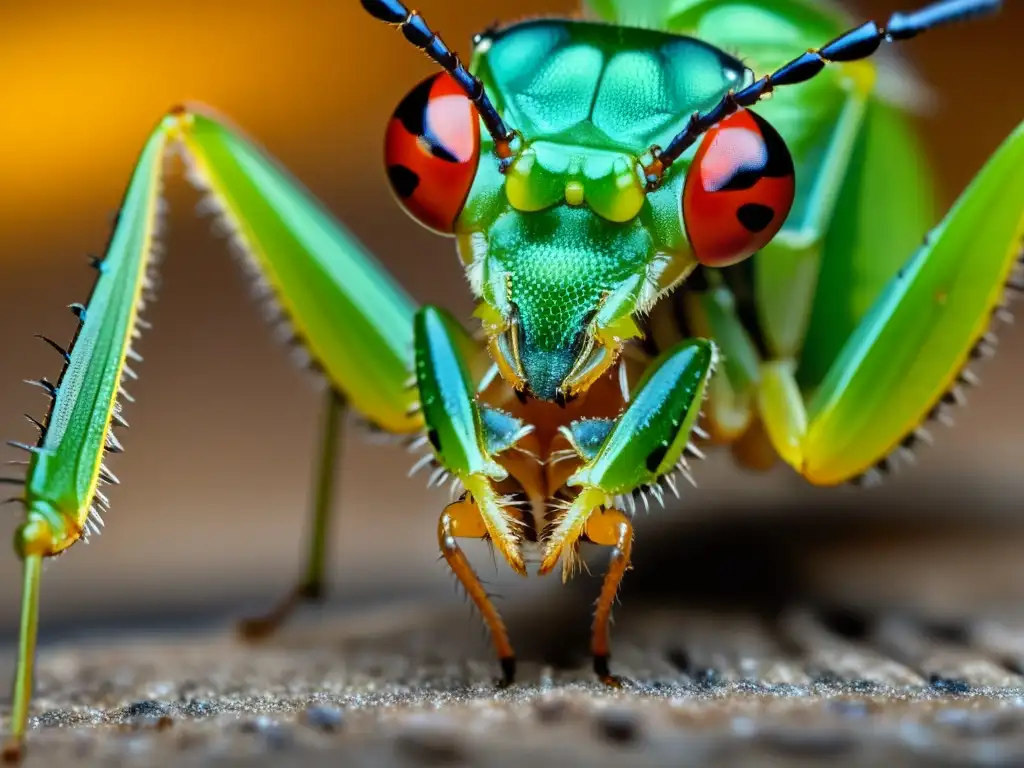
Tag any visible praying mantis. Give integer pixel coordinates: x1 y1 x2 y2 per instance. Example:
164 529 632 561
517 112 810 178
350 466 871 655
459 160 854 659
2 0 1021 761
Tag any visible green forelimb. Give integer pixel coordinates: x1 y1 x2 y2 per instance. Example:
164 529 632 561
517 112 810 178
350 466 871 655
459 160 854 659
759 121 1024 485
538 337 716 684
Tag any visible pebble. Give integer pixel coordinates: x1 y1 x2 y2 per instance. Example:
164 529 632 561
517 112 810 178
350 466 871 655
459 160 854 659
238 715 276 734
303 705 345 732
238 715 294 750
125 700 170 718
826 698 875 718
124 714 174 731
594 708 641 745
929 676 972 695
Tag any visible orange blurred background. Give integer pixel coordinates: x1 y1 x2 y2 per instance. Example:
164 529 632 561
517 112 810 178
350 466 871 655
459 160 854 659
0 0 1021 640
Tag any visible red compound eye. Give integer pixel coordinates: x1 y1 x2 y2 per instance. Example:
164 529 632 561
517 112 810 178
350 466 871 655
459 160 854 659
682 110 795 267
384 72 481 235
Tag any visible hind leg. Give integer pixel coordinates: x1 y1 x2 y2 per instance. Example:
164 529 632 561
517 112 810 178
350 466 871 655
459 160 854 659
238 390 346 638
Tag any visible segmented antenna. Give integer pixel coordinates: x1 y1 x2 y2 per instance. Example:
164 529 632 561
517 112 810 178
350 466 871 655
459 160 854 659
361 0 518 157
643 0 1002 189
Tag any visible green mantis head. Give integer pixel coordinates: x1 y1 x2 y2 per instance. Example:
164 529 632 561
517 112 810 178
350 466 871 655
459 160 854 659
459 135 673 402
375 12 800 401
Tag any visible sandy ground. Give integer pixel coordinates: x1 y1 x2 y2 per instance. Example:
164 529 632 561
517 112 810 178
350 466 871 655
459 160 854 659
8 517 1024 766
11 599 1024 768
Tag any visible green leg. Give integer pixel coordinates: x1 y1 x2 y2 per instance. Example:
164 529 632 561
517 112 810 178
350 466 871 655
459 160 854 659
238 389 346 640
301 390 345 598
758 121 1024 484
414 305 537 682
413 306 529 574
167 106 431 635
6 105 434 759
171 106 422 436
2 553 42 764
539 338 716 682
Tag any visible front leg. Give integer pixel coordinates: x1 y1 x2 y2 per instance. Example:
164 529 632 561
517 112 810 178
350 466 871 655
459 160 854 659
414 305 536 682
438 496 517 686
414 306 528 572
582 508 633 686
540 338 716 683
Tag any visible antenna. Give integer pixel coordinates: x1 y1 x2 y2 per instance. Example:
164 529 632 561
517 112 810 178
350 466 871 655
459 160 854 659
643 0 1002 190
362 0 518 158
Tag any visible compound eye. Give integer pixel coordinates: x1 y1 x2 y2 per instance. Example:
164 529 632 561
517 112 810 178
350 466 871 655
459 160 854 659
384 73 481 235
682 110 795 267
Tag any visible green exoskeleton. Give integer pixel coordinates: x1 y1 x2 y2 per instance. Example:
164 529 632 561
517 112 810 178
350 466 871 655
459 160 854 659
3 0 1022 759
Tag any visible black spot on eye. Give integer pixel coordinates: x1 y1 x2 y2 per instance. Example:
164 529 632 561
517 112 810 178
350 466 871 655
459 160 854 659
394 75 461 164
427 141 459 164
394 77 433 138
718 167 762 192
427 428 442 452
645 444 668 474
716 114 794 192
737 203 775 233
387 165 420 199
748 112 794 178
